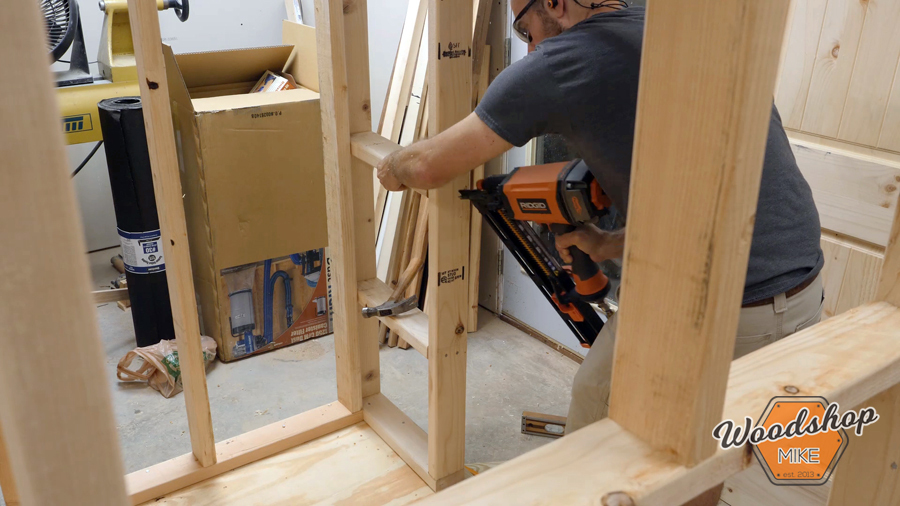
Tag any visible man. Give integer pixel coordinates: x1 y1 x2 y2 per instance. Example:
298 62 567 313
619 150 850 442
377 0 824 435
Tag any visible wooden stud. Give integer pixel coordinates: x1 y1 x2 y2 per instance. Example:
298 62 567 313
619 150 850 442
426 0 472 485
127 0 217 466
608 0 791 465
467 49 491 332
0 1 129 503
314 0 366 411
826 141 900 505
826 383 900 506
419 301 900 504
878 177 900 306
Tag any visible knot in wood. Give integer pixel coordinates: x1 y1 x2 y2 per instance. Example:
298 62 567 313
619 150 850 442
783 385 799 394
455 324 465 335
601 492 634 506
832 45 840 58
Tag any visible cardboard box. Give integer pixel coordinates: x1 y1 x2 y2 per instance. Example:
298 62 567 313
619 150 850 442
163 27 331 362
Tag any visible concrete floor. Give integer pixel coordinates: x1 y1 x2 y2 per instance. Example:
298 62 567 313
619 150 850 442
0 248 579 504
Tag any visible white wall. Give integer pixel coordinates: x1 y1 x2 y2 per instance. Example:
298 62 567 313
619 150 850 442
65 0 408 250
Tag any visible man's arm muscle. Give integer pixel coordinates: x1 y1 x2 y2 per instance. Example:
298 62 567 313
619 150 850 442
377 112 512 190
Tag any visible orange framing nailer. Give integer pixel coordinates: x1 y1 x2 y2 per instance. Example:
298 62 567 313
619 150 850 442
461 159 611 347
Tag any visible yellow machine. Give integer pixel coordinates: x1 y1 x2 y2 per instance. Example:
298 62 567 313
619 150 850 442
55 0 188 145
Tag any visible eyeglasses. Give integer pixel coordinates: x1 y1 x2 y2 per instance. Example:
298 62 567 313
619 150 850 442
512 0 538 43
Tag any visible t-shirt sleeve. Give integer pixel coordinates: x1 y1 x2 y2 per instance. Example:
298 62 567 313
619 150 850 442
475 50 556 147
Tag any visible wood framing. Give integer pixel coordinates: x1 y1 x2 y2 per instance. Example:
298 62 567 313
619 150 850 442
608 0 791 465
418 300 900 505
6 0 900 504
126 402 360 504
0 2 129 504
426 0 473 485
127 0 217 467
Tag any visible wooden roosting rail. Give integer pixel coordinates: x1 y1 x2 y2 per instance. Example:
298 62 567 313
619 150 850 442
1 0 898 505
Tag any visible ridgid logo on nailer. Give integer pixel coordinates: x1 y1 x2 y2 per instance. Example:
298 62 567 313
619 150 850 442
517 199 551 214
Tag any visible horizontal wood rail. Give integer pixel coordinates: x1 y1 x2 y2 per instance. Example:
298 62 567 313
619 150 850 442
358 277 429 356
125 402 361 504
418 301 900 504
92 288 130 304
350 132 427 197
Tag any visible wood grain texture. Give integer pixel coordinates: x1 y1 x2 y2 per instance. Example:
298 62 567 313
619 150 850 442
427 0 473 483
791 139 900 247
609 0 790 465
880 62 900 152
363 393 433 489
818 232 886 320
800 0 867 137
421 302 900 505
314 0 380 411
0 1 129 503
878 167 900 305
467 48 491 332
775 0 827 129
127 402 360 504
721 465 830 506
128 0 217 466
344 0 382 400
381 0 427 143
837 0 900 147
139 422 431 506
826 383 900 506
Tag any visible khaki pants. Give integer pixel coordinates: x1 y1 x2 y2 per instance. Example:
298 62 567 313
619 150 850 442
566 274 824 434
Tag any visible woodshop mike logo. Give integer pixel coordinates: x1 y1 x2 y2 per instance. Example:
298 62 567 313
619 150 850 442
712 396 879 486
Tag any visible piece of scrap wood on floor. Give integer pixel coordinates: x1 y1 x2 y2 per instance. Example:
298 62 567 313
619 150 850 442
141 423 432 506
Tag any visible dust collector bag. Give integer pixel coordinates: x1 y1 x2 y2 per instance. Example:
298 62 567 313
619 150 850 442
98 97 175 348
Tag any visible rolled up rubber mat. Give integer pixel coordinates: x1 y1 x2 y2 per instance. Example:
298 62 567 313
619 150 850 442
98 97 175 348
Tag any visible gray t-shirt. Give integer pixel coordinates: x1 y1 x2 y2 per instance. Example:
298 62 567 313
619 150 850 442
476 7 823 304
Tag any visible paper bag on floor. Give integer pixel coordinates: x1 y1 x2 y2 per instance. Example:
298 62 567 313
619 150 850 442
117 337 217 398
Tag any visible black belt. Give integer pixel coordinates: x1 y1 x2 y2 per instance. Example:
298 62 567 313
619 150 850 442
742 275 817 308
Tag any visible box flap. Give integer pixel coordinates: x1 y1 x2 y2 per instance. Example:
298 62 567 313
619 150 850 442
282 21 319 92
192 87 319 114
174 46 295 91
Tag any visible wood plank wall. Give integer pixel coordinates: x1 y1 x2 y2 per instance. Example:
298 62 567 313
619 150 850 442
776 0 900 152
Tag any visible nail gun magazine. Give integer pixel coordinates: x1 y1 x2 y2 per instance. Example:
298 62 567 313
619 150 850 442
461 159 616 348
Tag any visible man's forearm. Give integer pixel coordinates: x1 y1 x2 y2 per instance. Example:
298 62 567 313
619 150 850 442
384 141 442 189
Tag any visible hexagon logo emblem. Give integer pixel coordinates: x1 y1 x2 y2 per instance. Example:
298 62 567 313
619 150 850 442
753 396 847 486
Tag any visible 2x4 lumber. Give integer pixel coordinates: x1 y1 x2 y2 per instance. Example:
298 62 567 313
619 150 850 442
350 132 428 197
313 0 379 411
467 49 491 332
421 301 900 505
825 145 900 504
470 0 493 110
0 1 128 503
127 0 217 466
126 402 361 505
344 0 382 400
608 0 791 465
826 382 900 506
93 287 131 304
382 0 428 143
358 278 429 356
427 0 472 482
363 393 433 490
878 180 900 306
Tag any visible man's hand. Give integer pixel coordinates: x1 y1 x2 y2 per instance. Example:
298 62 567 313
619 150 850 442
376 150 407 192
555 224 625 264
